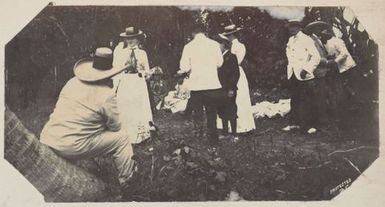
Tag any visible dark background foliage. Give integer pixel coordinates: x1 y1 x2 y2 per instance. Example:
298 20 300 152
5 6 378 112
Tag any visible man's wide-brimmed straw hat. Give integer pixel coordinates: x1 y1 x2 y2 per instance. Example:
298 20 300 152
120 26 144 38
74 47 127 82
304 21 331 34
221 24 242 36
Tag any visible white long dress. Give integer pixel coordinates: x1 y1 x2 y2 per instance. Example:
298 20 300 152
218 39 256 133
113 43 153 144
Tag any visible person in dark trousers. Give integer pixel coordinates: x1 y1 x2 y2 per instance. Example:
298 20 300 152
283 20 323 134
178 23 224 153
213 34 240 141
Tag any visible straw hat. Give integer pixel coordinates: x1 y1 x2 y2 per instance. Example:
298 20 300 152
221 24 242 36
304 21 331 34
120 26 144 38
74 47 127 82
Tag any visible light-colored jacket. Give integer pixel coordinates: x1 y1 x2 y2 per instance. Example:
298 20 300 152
286 31 321 81
179 33 224 91
325 37 356 73
40 77 120 152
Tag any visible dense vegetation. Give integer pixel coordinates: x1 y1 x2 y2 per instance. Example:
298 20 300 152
5 6 377 110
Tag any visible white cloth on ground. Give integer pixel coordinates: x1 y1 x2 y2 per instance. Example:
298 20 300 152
252 99 291 118
161 78 191 113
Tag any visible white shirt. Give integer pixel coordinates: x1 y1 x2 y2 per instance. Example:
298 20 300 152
179 33 224 91
113 43 150 80
325 37 356 73
286 31 321 81
231 39 246 65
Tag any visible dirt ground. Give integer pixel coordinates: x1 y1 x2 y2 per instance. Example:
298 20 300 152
13 96 379 201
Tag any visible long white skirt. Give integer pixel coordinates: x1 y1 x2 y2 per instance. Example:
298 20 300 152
218 67 256 133
115 73 153 144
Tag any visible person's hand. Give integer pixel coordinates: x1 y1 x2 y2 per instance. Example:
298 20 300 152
300 70 308 79
228 90 235 98
144 72 151 80
177 70 186 75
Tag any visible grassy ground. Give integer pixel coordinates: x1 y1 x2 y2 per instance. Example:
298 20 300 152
13 96 379 201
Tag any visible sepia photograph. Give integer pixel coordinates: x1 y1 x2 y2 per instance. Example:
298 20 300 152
3 3 380 203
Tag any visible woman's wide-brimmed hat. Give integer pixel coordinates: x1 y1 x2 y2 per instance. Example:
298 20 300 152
304 21 331 34
74 47 127 82
221 24 242 36
120 26 144 38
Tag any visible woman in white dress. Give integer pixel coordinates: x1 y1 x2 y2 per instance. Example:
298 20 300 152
218 25 256 134
113 27 153 144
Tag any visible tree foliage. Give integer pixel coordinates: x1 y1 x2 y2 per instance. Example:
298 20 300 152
5 6 377 110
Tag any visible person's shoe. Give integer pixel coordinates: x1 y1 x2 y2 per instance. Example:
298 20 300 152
307 128 317 134
219 133 229 140
282 125 300 131
231 136 240 143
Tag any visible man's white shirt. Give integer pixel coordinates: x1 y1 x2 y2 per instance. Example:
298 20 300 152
325 37 356 73
286 31 321 81
179 33 224 91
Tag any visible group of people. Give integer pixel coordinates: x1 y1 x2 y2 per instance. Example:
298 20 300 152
38 18 356 191
283 20 356 134
177 23 256 153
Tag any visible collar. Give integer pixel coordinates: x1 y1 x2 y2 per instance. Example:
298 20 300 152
312 34 321 39
232 38 240 44
129 45 139 50
194 33 206 40
294 31 305 38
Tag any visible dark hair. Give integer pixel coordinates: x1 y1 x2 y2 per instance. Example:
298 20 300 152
191 23 206 34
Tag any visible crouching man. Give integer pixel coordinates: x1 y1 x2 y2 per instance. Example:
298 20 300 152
40 47 136 186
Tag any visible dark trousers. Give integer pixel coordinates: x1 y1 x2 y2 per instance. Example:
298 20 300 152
323 68 357 129
288 76 301 125
189 89 223 146
288 76 321 130
218 91 238 135
301 79 323 129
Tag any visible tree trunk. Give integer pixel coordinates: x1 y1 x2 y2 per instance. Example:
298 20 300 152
4 106 107 202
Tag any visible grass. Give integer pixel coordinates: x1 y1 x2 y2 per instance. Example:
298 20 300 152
12 96 379 201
